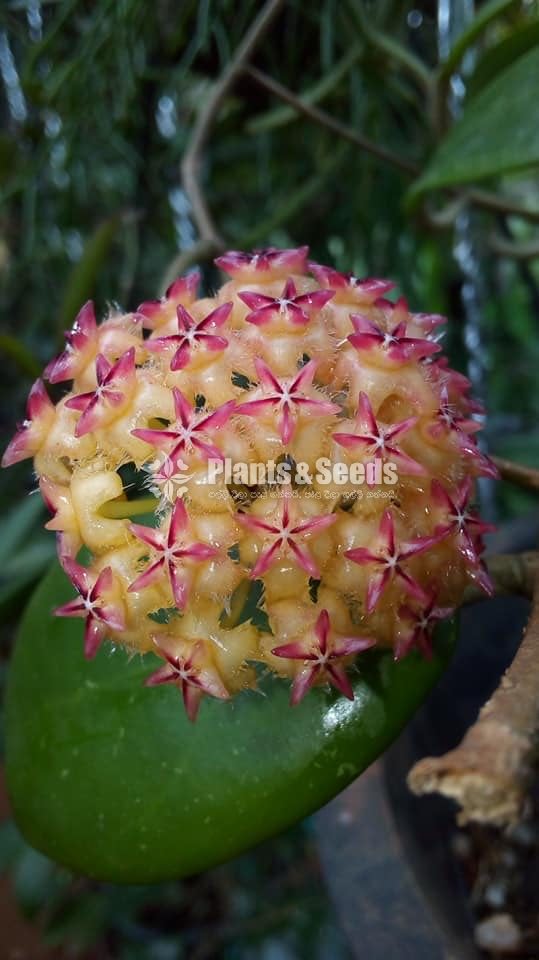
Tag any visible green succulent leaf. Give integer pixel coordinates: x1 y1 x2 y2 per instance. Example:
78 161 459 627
409 46 539 197
5 563 456 884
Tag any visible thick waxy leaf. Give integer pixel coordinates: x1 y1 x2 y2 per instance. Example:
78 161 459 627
409 47 539 196
5 564 455 883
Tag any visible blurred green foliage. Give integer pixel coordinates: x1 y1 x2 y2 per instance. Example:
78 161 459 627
0 0 538 482
0 819 352 958
0 0 538 440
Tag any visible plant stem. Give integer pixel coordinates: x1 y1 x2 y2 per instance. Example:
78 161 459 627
100 497 158 519
180 0 286 252
247 45 363 135
246 64 539 233
468 188 539 226
492 455 539 493
409 567 539 826
488 232 539 260
246 66 419 176
159 238 221 297
464 552 539 603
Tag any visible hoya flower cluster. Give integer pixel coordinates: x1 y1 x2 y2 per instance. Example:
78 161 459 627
2 247 495 720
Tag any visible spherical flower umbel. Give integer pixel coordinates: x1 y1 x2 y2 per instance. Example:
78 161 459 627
2 246 496 720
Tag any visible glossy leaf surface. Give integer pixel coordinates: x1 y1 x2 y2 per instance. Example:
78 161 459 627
410 47 539 196
5 564 455 883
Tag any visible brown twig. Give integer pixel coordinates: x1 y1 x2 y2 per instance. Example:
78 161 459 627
245 65 420 176
466 187 539 226
488 232 539 260
420 195 468 229
412 188 539 232
408 461 539 825
159 0 285 294
246 67 539 229
492 455 539 494
409 567 539 825
463 552 539 604
408 459 539 826
159 238 221 297
165 2 539 292
170 0 285 284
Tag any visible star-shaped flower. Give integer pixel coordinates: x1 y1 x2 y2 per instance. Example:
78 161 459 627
65 348 136 437
44 301 97 383
237 487 337 579
128 498 218 608
332 391 426 478
146 302 232 370
272 608 375 704
394 594 455 661
136 272 200 329
55 558 126 659
345 510 446 614
132 388 234 466
235 358 341 444
238 278 334 326
1 379 55 467
44 301 141 383
215 246 309 279
410 311 446 335
146 636 230 722
456 433 499 480
431 478 495 594
430 385 482 440
308 263 394 302
428 356 475 397
347 310 441 363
